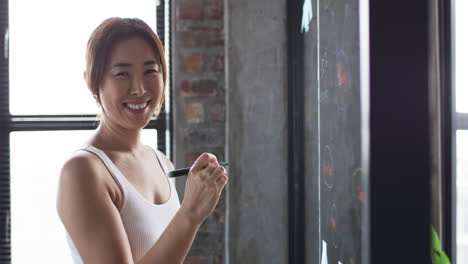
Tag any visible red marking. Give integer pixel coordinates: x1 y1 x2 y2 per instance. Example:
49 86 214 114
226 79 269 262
357 191 365 201
337 64 348 86
356 185 361 191
324 161 333 176
331 217 337 230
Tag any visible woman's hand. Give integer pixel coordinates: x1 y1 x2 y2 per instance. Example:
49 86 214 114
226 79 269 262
180 153 228 225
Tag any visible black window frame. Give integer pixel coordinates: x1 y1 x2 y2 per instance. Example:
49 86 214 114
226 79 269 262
0 0 172 262
369 0 431 262
440 0 468 262
439 0 455 261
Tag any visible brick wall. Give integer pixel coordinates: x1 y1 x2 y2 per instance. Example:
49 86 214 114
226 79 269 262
172 0 226 263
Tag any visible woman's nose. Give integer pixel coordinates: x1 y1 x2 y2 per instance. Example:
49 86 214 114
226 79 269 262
130 78 146 96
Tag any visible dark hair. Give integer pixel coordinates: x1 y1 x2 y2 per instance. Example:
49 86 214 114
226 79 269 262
85 17 167 113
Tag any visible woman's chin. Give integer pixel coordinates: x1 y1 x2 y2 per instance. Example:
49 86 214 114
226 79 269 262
129 117 152 129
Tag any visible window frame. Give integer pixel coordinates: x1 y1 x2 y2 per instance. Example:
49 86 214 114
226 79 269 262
0 0 172 262
438 0 456 261
442 0 468 261
369 0 431 263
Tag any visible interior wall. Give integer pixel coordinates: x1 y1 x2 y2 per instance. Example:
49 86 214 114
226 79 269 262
226 0 289 263
172 0 227 262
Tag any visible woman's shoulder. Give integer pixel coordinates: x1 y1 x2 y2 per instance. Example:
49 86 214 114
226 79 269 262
58 148 124 210
63 149 101 169
59 149 110 186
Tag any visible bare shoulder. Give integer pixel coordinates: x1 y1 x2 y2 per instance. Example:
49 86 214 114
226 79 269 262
58 150 111 194
57 150 133 263
60 150 104 180
57 150 111 212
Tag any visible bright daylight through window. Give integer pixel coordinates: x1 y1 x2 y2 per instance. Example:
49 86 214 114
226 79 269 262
9 0 157 115
9 0 158 262
456 0 468 263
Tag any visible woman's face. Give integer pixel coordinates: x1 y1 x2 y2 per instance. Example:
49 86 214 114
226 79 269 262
98 37 164 129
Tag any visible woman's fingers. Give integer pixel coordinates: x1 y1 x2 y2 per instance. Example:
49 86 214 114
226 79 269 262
216 173 228 194
205 161 218 175
211 166 226 179
181 152 228 224
189 152 226 189
190 153 218 173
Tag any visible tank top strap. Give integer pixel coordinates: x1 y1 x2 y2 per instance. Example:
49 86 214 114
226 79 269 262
148 146 170 175
79 145 129 197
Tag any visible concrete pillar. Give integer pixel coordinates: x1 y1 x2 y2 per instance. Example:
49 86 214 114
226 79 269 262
226 0 288 262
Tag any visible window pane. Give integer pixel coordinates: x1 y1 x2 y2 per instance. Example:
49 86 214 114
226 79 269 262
455 0 468 113
457 130 468 263
9 0 157 115
10 129 157 263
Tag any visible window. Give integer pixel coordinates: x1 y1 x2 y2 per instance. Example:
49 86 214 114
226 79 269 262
10 130 158 263
457 131 468 262
0 0 171 262
455 0 468 262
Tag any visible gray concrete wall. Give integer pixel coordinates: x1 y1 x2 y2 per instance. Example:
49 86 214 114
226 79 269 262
226 0 288 263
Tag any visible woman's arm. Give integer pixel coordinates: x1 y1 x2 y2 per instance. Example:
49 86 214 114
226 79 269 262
136 207 200 264
57 152 135 263
57 152 227 264
138 152 227 264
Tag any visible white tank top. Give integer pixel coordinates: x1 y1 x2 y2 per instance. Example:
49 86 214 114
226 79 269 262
65 145 181 263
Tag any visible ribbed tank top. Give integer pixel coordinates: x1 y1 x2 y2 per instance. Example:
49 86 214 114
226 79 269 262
65 145 181 263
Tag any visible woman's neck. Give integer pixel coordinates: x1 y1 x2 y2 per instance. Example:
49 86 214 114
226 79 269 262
89 117 143 154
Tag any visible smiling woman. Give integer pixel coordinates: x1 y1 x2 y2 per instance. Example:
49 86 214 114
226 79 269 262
84 18 167 116
56 18 228 264
5 1 167 264
84 18 166 130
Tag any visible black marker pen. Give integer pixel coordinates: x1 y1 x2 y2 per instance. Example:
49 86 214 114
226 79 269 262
167 162 229 178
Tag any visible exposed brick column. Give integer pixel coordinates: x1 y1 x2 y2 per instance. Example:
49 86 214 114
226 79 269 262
172 0 226 263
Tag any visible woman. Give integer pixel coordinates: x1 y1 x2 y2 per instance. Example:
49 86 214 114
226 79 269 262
56 17 228 264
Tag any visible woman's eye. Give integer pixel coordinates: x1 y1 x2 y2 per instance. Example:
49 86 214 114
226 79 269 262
115 72 129 77
145 69 158 74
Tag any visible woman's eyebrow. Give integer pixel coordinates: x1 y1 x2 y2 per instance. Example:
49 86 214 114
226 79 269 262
111 60 158 69
111 62 131 68
144 60 158 66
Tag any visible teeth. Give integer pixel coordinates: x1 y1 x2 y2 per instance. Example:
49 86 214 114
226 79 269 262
126 102 147 110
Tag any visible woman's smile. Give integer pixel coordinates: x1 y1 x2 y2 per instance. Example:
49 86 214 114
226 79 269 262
123 100 152 114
